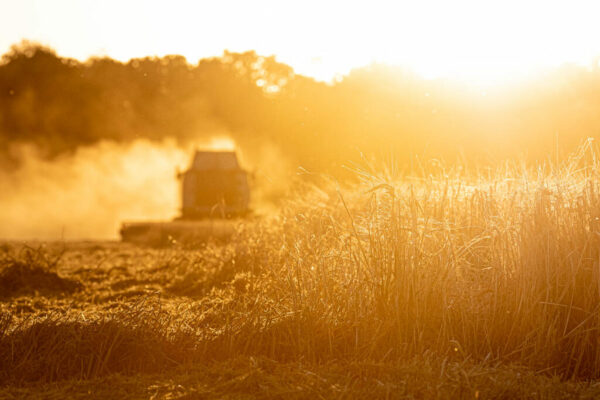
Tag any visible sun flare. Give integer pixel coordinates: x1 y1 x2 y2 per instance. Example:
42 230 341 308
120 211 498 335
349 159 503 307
2 0 600 85
202 137 237 152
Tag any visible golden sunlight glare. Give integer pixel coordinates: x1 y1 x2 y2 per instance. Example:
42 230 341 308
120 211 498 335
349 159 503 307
205 137 236 151
1 0 599 85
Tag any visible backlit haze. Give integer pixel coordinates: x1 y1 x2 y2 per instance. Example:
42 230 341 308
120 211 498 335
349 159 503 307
2 0 600 85
2 0 600 240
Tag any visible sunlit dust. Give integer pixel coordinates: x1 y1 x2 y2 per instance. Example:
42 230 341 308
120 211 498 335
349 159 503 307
204 137 236 151
0 140 188 239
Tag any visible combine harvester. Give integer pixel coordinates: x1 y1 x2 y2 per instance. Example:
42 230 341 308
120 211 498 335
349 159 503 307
120 150 250 245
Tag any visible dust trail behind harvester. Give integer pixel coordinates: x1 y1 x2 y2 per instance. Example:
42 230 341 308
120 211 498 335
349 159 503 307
0 139 189 240
0 136 293 240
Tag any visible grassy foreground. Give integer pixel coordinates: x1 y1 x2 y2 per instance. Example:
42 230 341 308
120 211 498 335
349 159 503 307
3 146 600 398
2 357 599 399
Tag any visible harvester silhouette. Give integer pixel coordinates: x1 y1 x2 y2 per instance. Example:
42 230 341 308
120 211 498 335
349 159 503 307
120 150 250 244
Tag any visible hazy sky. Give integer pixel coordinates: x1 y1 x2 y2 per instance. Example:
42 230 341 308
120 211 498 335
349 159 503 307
2 0 600 84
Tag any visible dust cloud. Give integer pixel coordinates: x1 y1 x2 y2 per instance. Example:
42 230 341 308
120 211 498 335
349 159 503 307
0 136 294 240
0 139 188 240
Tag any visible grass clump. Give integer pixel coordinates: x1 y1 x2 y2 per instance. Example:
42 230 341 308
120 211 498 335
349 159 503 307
0 246 82 299
0 297 195 384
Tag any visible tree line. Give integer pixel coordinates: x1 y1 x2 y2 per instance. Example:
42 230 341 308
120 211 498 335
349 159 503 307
2 41 600 173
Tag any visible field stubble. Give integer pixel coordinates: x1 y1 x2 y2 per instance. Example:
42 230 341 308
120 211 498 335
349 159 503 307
3 144 600 398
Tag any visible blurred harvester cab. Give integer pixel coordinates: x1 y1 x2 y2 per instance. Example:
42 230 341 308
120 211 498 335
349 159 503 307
179 150 250 218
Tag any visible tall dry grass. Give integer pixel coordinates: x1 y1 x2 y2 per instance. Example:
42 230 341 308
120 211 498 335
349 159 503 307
3 141 600 383
267 139 600 378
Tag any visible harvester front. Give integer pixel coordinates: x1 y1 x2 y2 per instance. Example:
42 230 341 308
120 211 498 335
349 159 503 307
120 150 250 244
